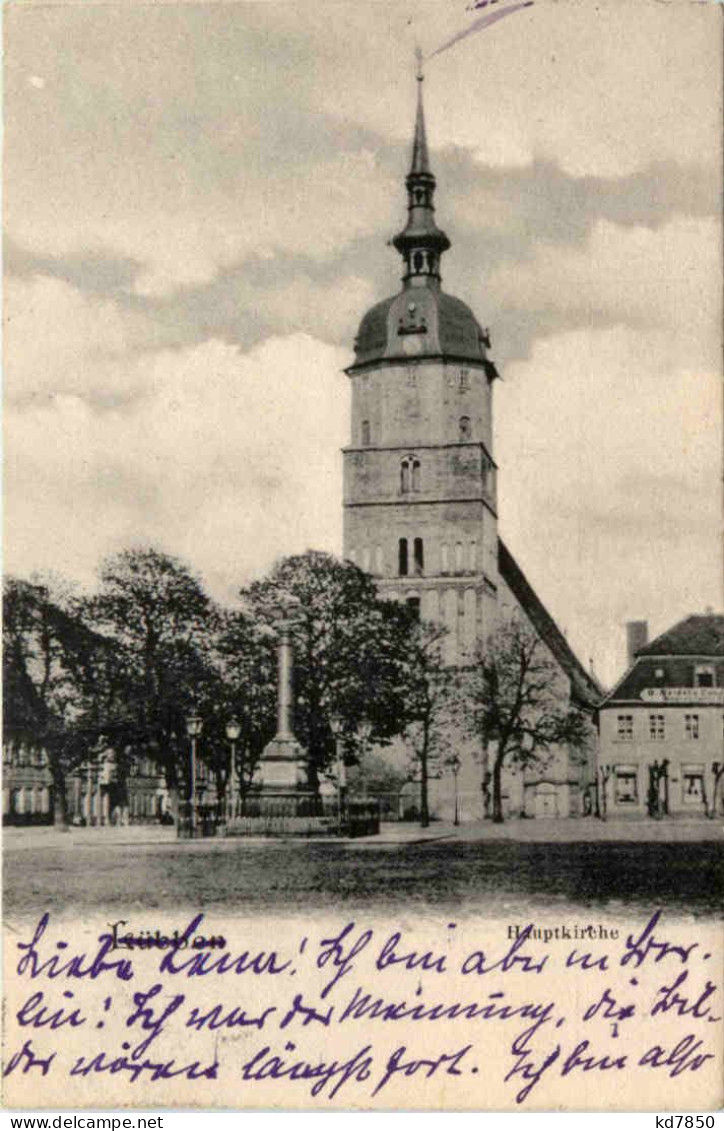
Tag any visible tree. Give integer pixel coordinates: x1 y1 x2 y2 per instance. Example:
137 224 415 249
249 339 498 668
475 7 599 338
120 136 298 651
87 547 220 817
210 608 278 814
3 577 121 828
463 619 589 823
399 620 456 827
346 749 408 796
241 551 414 795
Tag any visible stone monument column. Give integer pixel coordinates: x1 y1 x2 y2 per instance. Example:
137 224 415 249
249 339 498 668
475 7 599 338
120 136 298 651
252 596 314 814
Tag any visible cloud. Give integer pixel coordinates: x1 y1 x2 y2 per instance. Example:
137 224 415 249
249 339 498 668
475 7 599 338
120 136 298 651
5 2 720 304
5 335 349 603
424 1 722 180
486 217 722 369
4 277 138 406
496 326 722 684
8 152 718 376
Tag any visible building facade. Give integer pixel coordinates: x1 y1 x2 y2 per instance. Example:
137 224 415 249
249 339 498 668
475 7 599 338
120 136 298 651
2 745 170 826
597 614 724 818
343 71 600 819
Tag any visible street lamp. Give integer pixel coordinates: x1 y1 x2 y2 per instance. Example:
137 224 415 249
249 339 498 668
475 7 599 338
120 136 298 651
186 714 203 836
226 717 241 821
449 754 461 826
329 713 346 834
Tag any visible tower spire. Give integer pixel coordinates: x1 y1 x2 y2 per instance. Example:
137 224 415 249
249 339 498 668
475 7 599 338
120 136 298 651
393 54 450 287
411 48 430 175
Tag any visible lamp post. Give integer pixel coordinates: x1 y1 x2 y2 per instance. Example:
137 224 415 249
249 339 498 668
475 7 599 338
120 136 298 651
449 754 461 826
226 718 241 821
186 714 203 836
329 713 346 835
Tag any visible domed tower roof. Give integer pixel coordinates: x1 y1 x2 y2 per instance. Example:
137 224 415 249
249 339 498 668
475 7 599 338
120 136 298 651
349 59 497 376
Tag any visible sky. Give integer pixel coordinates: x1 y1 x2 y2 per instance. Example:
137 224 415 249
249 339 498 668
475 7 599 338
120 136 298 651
4 0 723 686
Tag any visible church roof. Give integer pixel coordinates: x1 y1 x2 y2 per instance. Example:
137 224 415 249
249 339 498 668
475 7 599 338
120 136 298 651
599 614 724 706
352 289 491 369
498 539 602 708
636 614 724 657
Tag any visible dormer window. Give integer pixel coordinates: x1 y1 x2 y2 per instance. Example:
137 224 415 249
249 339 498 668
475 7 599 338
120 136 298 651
695 665 715 688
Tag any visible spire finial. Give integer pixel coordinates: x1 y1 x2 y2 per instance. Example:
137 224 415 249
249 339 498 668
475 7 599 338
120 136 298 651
410 55 430 176
392 57 450 285
415 46 424 82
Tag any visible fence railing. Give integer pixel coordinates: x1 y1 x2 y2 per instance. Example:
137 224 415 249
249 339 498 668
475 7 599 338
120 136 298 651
177 796 382 838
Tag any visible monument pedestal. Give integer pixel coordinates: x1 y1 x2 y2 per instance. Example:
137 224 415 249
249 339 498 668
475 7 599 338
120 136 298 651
251 735 317 815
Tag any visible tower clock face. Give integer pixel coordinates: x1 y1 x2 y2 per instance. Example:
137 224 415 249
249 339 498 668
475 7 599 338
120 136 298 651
402 336 422 356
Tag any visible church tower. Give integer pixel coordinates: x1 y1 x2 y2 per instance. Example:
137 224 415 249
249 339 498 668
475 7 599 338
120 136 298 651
343 65 500 663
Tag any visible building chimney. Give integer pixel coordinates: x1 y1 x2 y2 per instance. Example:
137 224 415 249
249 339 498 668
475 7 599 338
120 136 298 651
626 620 648 666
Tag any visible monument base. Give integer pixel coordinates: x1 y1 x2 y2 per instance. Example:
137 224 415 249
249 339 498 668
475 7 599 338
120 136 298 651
254 736 310 793
226 734 321 832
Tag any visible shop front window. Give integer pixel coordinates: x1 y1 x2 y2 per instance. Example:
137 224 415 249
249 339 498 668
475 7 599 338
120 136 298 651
615 766 638 804
682 764 705 805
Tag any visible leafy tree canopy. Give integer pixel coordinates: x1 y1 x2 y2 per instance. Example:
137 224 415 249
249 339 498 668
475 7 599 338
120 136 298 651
241 551 415 784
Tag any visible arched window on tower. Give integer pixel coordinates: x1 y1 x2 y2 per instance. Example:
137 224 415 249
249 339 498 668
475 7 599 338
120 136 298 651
401 457 420 494
413 538 424 576
398 538 409 577
459 416 472 441
413 250 424 274
361 419 371 446
441 543 449 574
455 542 464 573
